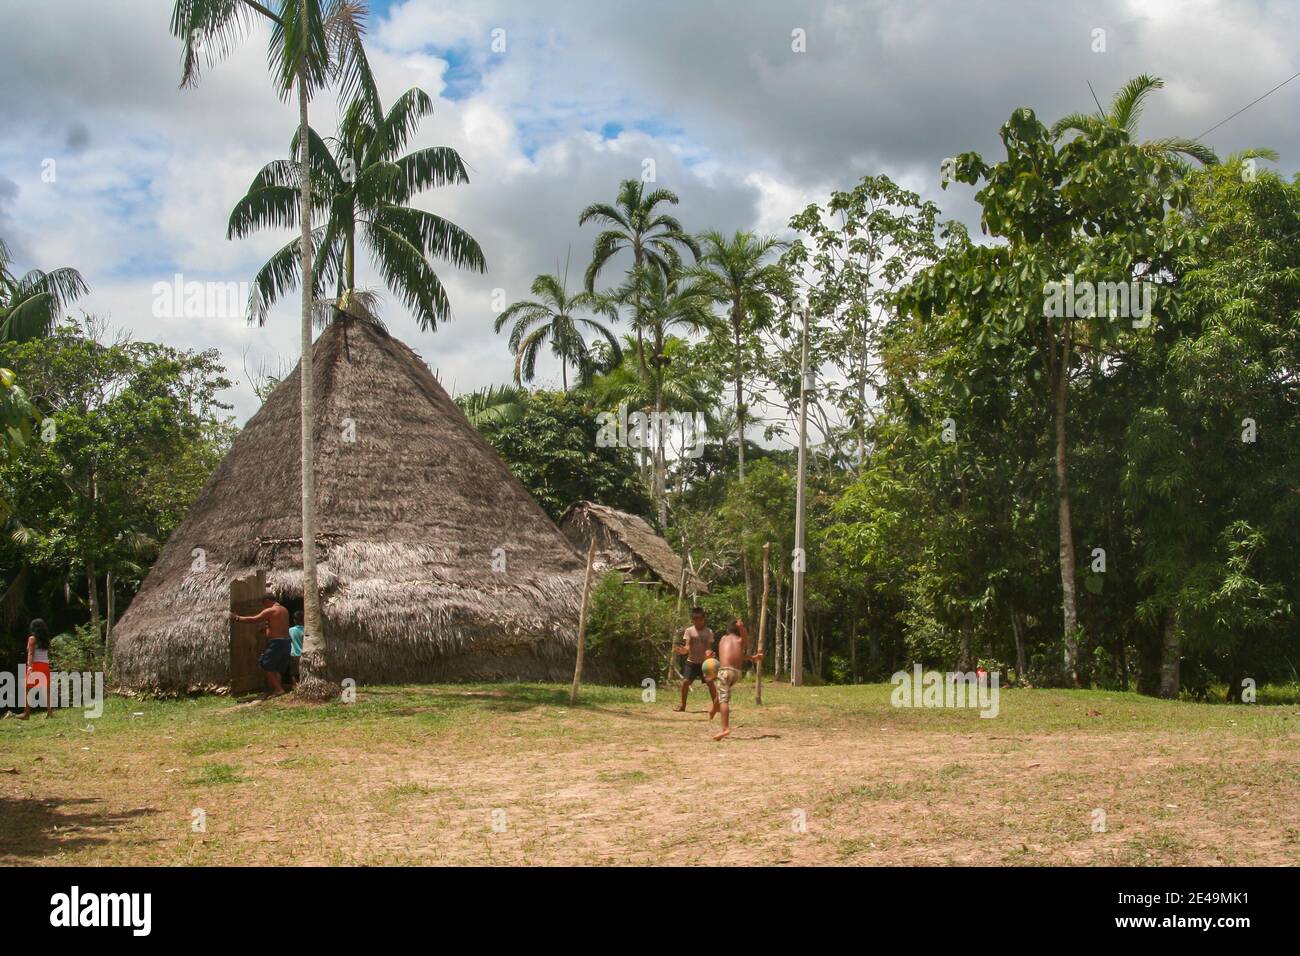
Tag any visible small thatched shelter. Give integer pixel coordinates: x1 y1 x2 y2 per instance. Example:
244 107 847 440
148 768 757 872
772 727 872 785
558 501 707 595
112 315 587 693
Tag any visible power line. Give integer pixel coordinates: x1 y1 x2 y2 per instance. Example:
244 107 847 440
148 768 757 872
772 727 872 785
1196 69 1300 140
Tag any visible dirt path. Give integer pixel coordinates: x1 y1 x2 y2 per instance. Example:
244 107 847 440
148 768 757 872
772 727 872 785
3 687 1297 865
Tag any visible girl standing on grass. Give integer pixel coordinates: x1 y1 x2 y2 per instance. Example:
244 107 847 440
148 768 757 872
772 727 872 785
20 618 53 719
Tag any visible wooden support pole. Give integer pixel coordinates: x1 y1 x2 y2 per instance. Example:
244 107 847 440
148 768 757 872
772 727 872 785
570 539 597 705
756 542 770 704
666 564 687 684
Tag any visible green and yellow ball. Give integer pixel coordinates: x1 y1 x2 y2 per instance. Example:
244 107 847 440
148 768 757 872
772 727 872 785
702 658 720 680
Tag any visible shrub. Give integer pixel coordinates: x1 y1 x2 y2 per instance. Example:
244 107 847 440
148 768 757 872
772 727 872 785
50 623 104 673
585 573 681 685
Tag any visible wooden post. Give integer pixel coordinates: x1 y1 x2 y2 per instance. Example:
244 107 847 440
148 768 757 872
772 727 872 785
756 542 770 704
666 564 687 684
570 539 597 705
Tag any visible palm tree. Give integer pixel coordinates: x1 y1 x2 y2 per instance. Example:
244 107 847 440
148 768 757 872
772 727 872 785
494 273 619 390
579 180 700 388
0 239 87 343
588 332 719 525
1052 75 1219 166
456 383 528 429
599 266 715 524
229 86 485 330
686 230 787 621
686 231 787 482
172 0 378 697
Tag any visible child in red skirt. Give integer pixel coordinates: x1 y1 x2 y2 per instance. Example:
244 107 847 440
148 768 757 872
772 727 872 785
20 618 53 719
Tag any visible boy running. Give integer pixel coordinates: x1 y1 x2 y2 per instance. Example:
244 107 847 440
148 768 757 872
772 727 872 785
673 607 718 714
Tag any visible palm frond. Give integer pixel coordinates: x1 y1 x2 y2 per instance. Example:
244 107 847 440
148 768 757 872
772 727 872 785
170 0 267 88
365 220 449 330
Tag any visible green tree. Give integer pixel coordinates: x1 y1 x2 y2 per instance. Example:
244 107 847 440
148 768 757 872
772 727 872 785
0 238 88 343
900 104 1198 685
0 318 234 664
1051 74 1219 167
783 176 941 472
494 273 618 390
471 390 653 522
229 86 485 329
580 180 700 399
455 383 527 429
1120 158 1299 697
597 267 716 523
686 230 788 622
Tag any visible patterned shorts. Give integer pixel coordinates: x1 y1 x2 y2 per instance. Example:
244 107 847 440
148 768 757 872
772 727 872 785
715 666 740 703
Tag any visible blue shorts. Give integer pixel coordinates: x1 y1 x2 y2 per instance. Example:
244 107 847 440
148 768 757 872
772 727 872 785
259 638 292 673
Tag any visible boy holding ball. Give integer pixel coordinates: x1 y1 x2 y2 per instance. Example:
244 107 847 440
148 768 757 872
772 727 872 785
712 618 762 741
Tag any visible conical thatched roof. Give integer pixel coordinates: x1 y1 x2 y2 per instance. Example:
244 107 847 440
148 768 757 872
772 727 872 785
112 315 586 693
558 501 707 595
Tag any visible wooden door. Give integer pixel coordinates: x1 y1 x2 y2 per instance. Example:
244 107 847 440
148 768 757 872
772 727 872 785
229 571 268 694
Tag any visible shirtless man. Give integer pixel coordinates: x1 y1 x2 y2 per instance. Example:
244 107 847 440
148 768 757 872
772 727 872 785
712 618 762 741
673 607 719 714
230 592 292 696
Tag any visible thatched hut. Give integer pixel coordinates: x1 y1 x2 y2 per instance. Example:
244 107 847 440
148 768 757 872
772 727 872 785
111 315 587 693
558 501 707 595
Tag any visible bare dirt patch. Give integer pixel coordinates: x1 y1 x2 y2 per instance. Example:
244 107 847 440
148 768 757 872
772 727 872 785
2 684 1297 865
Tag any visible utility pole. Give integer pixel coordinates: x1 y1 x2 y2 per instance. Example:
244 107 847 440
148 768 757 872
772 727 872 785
791 305 811 686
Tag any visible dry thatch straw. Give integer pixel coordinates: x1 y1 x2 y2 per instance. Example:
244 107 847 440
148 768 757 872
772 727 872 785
558 501 707 595
112 314 587 693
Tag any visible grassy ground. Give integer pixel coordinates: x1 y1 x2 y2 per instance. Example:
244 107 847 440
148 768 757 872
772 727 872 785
2 680 1298 865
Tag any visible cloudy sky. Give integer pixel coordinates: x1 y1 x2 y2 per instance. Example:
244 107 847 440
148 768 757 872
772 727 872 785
1 0 1296 426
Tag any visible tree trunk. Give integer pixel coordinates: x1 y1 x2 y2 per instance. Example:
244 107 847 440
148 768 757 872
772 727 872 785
1011 608 1027 686
850 616 857 684
958 610 974 673
295 71 334 701
1159 607 1180 699
733 310 755 627
773 575 784 679
1053 320 1081 687
755 543 769 704
856 342 868 476
105 570 114 674
85 562 101 643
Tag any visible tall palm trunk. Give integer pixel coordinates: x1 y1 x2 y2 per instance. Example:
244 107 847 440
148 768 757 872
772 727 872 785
732 304 755 625
1052 319 1081 687
294 68 332 698
652 327 668 526
732 312 745 480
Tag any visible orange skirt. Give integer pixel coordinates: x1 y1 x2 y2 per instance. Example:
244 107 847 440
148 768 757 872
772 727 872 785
26 661 51 691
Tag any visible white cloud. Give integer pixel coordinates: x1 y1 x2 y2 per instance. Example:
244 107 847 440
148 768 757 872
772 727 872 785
0 0 1295 426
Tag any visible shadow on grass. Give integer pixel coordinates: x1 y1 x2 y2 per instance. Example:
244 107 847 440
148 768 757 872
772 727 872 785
0 796 157 861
